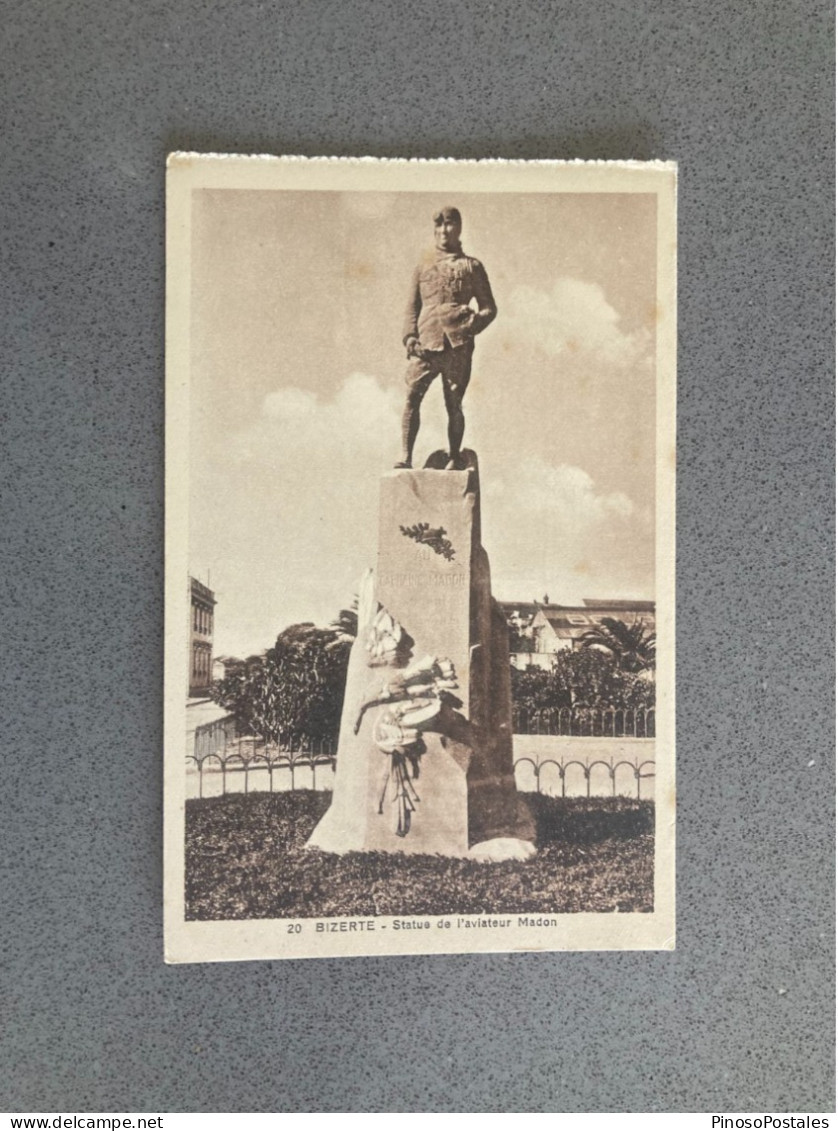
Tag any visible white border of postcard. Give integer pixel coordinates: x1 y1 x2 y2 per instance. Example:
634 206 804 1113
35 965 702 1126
165 155 676 963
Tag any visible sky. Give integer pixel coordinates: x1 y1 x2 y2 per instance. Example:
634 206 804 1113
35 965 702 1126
188 188 658 658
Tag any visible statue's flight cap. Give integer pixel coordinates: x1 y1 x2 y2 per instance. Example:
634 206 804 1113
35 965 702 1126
433 205 461 225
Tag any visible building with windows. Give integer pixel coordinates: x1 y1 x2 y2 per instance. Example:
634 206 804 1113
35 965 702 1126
500 598 655 670
188 577 216 697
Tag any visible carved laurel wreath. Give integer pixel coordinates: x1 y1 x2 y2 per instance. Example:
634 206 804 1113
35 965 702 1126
399 522 456 562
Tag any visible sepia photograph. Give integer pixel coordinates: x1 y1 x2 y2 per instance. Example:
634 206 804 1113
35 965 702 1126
165 155 676 962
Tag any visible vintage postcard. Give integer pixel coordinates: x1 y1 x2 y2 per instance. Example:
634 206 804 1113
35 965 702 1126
165 155 676 962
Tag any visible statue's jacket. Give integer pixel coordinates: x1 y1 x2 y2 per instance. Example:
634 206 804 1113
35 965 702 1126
402 248 497 352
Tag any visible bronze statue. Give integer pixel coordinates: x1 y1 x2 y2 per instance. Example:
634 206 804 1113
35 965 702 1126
396 207 497 470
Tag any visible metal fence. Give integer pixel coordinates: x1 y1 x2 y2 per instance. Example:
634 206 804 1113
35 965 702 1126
190 713 655 800
512 752 655 799
192 715 238 761
188 717 337 797
512 705 655 738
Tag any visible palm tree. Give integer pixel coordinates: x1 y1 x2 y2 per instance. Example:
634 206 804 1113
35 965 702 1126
326 597 358 651
579 617 656 673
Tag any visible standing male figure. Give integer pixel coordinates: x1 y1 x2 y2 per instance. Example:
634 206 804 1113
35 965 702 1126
396 207 497 470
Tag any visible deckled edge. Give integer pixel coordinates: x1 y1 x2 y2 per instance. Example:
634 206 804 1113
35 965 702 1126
166 152 678 171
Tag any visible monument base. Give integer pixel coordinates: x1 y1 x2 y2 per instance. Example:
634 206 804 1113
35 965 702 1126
306 450 535 859
469 838 538 863
306 732 470 857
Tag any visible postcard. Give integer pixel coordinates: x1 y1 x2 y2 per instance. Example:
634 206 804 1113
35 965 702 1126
165 154 676 962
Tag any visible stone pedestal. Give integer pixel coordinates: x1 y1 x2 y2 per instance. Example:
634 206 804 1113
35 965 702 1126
307 450 535 859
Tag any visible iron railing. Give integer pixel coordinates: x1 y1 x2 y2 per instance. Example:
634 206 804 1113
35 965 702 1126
512 705 655 738
191 714 655 799
513 754 656 799
188 717 336 797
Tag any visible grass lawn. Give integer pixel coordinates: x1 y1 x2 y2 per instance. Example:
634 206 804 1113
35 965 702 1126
185 791 654 920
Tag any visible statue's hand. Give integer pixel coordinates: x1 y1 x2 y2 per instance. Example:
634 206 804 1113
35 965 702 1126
461 307 479 334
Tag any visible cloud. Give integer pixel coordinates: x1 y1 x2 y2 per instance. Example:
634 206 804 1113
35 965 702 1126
488 460 635 525
484 456 653 606
193 372 655 655
237 371 401 467
191 373 402 654
486 456 637 536
504 278 652 369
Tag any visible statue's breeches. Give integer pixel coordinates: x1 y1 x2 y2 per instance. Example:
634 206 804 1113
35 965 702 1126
405 341 474 407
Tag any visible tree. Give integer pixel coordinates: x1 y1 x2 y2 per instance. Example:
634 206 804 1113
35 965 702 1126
507 627 535 653
510 647 655 715
266 623 350 740
212 622 351 744
326 599 359 651
579 617 656 673
509 664 557 714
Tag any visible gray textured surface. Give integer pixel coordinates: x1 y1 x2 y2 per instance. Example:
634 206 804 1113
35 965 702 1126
2 0 834 1114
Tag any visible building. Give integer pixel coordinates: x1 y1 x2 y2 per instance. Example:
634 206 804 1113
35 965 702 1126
212 655 242 683
499 598 655 670
188 577 216 697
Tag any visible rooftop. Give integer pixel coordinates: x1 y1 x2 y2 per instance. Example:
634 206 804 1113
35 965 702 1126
499 598 655 617
190 576 216 603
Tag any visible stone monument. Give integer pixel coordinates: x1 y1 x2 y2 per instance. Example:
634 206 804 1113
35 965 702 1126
307 449 536 861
